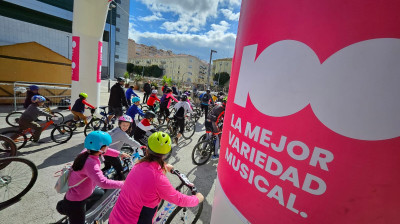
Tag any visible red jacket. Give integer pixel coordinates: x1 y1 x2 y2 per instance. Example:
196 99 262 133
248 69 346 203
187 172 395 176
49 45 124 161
146 94 160 106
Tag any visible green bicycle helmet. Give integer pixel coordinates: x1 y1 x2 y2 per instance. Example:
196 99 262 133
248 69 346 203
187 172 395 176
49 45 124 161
79 92 88 98
148 132 172 155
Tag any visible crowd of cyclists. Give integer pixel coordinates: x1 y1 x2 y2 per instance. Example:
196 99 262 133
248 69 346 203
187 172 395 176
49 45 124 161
9 78 227 223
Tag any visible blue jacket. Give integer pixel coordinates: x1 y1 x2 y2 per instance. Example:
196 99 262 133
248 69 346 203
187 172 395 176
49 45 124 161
126 104 145 120
125 88 139 102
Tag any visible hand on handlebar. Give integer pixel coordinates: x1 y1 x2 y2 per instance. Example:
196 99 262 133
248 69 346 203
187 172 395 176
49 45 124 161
165 164 174 173
119 153 130 159
196 193 204 203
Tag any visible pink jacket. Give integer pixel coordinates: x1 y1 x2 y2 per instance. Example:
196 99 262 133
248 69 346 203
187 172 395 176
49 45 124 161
109 161 199 224
166 93 178 108
66 148 124 201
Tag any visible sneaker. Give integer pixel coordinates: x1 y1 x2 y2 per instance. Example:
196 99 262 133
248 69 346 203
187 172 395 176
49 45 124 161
212 154 220 160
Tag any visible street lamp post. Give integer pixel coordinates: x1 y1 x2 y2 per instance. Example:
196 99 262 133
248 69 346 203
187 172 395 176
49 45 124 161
207 49 217 88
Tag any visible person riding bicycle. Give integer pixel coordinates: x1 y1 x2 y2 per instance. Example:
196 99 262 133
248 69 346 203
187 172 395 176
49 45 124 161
126 97 145 124
71 92 96 126
204 96 227 160
108 77 129 123
23 85 50 109
125 86 139 106
105 115 142 180
18 95 54 145
109 132 204 224
200 89 214 120
172 94 193 144
133 111 157 145
56 131 129 224
159 88 178 121
146 89 160 112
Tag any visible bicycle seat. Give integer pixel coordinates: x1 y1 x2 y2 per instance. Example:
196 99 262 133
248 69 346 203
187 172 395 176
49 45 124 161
99 106 108 110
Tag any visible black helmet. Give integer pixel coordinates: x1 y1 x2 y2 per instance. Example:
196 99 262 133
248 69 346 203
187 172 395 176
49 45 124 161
181 95 188 101
166 88 172 93
145 111 156 119
117 77 125 82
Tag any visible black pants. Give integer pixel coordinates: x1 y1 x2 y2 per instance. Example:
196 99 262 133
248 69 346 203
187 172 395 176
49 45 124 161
143 92 150 103
159 105 170 118
175 117 185 134
56 187 104 224
103 156 124 180
201 104 209 120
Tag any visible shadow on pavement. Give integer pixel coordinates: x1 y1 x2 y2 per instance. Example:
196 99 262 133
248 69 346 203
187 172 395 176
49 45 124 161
36 142 84 169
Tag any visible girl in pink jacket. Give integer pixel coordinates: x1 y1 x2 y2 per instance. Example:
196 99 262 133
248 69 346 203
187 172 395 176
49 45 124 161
109 132 204 224
56 131 129 224
159 88 178 120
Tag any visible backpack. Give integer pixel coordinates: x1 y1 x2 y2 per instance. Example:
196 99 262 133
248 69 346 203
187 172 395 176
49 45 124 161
54 165 88 194
175 105 185 119
201 93 210 103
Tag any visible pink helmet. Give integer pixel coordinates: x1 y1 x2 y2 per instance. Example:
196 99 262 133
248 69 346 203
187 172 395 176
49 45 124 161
118 115 133 123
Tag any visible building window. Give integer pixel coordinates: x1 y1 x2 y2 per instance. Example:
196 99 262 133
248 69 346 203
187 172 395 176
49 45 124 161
115 55 119 59
116 41 120 45
116 27 120 32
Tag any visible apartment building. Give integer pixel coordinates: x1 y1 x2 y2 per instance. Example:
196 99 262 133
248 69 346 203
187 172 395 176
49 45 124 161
212 58 233 76
128 39 174 58
130 55 208 85
0 0 130 80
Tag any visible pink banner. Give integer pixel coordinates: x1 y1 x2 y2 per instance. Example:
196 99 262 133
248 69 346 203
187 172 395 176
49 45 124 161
71 36 80 81
97 41 102 83
218 0 400 223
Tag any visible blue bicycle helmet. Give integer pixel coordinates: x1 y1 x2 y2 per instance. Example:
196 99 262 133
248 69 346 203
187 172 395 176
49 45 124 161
131 97 140 103
84 131 112 151
31 95 46 103
29 85 39 91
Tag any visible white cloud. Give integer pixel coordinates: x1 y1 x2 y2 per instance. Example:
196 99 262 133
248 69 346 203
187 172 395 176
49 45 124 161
138 13 164 22
129 21 236 61
221 9 240 21
235 39 400 140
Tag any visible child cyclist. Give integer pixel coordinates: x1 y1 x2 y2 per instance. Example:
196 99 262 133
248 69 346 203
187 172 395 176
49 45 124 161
56 131 129 224
146 89 160 112
17 95 54 145
105 115 142 180
172 94 193 144
126 97 145 123
133 111 157 145
71 92 96 125
109 132 204 224
159 88 178 121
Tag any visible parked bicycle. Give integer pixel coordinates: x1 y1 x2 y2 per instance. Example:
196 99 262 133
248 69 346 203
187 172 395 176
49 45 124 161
1 117 73 149
5 104 64 127
155 169 203 224
0 157 38 208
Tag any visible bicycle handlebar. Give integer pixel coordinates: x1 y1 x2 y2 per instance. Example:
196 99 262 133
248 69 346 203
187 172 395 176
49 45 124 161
170 169 198 194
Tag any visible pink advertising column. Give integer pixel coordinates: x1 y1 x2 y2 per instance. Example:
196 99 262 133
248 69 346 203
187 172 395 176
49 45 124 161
71 0 110 108
211 1 400 223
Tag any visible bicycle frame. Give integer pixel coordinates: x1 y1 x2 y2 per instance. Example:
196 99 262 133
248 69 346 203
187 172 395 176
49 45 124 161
154 201 177 224
21 119 54 136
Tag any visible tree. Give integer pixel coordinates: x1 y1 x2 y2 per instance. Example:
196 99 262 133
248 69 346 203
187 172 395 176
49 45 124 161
213 72 230 86
126 63 134 74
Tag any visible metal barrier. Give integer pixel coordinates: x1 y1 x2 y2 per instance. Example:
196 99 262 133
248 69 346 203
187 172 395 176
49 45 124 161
0 81 71 111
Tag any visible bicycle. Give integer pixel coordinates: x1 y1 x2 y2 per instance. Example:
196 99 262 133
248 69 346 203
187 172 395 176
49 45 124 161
0 157 38 208
54 149 143 224
84 106 117 136
1 117 73 149
191 134 219 165
5 104 64 127
154 169 203 224
0 135 17 170
163 115 196 140
63 108 96 131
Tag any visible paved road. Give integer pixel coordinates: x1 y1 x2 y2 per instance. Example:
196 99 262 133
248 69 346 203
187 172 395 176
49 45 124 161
0 82 218 223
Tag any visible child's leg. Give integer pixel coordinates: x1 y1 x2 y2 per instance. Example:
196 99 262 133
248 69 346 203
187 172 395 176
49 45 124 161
28 121 42 142
71 111 80 121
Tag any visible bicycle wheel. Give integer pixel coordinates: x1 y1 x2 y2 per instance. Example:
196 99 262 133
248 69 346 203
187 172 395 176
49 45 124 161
51 125 73 143
5 112 23 127
197 133 207 143
0 135 17 170
120 146 134 155
165 185 204 224
191 140 213 165
182 121 196 139
84 118 107 136
1 130 28 150
0 157 38 207
155 112 165 125
47 112 65 125
63 119 77 131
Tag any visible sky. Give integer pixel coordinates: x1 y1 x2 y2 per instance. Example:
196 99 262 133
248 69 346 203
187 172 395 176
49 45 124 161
126 0 241 62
